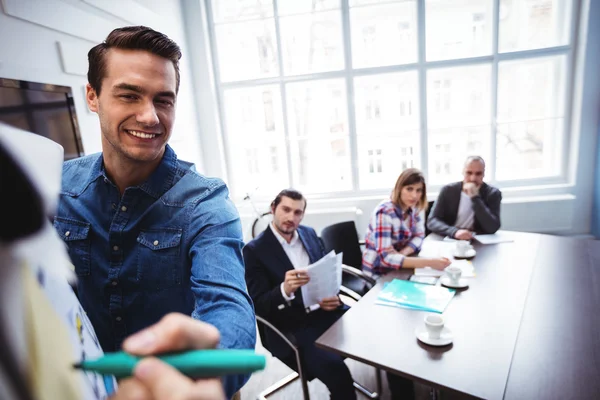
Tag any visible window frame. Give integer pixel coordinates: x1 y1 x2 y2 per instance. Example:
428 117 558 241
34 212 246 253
205 0 581 201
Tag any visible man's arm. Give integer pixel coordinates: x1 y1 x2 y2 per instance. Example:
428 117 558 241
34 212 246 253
188 184 256 399
243 244 298 318
473 188 502 234
427 186 459 238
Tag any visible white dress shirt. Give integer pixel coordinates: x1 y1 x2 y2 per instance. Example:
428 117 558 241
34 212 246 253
455 190 476 231
269 223 310 301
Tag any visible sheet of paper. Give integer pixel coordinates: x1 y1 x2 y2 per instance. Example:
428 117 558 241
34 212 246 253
300 251 342 308
414 260 476 277
418 240 455 258
474 231 514 244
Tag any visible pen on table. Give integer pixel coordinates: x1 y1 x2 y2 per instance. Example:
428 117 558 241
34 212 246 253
73 349 266 379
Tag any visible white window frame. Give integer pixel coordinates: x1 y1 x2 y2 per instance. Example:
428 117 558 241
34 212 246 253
204 0 581 201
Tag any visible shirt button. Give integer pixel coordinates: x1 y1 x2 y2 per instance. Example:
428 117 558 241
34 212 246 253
115 316 122 322
153 240 159 246
121 206 127 212
111 203 116 210
65 231 70 237
111 280 118 286
113 245 119 251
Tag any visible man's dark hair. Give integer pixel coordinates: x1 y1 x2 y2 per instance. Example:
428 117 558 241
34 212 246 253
271 189 306 211
87 26 182 95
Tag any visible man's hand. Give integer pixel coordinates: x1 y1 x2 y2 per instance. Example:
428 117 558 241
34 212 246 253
454 229 473 240
463 182 480 198
283 269 310 297
110 313 225 400
319 296 341 311
427 257 452 271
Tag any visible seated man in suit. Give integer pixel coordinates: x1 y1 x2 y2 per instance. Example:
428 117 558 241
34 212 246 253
244 189 356 400
427 156 502 240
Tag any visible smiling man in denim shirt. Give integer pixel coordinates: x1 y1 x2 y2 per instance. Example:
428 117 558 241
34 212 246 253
53 26 255 399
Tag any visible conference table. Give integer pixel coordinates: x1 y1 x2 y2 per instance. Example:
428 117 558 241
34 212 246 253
315 231 600 399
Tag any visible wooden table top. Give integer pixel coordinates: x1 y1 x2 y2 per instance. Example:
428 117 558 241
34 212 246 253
315 232 600 399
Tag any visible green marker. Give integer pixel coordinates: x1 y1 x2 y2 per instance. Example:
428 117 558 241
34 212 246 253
73 349 266 379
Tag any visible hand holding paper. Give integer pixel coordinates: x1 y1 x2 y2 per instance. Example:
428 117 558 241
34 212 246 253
300 251 343 309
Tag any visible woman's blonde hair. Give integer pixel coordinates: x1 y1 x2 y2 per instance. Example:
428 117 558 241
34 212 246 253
391 168 427 211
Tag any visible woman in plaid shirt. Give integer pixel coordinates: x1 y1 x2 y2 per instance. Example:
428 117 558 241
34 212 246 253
363 168 451 274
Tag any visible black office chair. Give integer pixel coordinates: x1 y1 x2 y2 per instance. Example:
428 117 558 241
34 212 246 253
424 200 435 236
256 319 381 399
320 221 376 298
256 267 381 399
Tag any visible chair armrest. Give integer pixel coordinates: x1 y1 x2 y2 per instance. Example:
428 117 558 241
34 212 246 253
339 285 362 302
255 315 298 350
341 264 376 286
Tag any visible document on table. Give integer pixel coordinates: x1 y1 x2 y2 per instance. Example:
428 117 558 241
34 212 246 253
473 231 514 244
418 240 455 258
414 260 476 277
300 251 343 308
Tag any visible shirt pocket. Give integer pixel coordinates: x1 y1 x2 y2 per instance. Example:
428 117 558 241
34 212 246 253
136 228 183 289
53 217 91 276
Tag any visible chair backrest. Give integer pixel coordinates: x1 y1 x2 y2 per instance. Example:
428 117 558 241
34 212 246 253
425 200 434 236
320 221 363 269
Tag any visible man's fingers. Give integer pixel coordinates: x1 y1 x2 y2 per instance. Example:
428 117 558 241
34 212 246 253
110 378 152 400
123 312 220 355
134 358 225 400
134 358 193 399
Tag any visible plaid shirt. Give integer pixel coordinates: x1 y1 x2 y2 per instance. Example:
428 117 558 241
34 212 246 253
362 200 425 273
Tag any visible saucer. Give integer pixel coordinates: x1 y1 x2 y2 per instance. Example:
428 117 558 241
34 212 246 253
440 276 469 289
453 248 476 259
415 326 453 346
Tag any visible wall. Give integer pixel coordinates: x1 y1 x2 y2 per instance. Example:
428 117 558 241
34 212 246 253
593 123 600 238
185 0 600 238
0 0 204 170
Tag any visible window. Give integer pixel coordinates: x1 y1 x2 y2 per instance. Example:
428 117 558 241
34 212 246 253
208 0 577 198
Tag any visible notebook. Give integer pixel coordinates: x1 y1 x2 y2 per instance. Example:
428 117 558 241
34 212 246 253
376 279 456 313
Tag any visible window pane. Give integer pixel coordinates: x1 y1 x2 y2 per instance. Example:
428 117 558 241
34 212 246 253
427 64 492 129
350 1 418 68
354 71 420 190
358 133 420 190
496 56 565 180
286 79 351 192
277 0 340 16
428 126 491 185
215 19 279 82
499 0 572 53
223 86 289 196
279 10 344 75
427 64 491 184
212 0 273 23
426 0 493 61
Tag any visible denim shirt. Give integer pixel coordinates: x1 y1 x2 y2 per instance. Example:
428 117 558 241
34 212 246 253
53 145 256 398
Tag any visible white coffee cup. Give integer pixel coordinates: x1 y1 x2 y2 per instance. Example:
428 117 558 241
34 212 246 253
455 240 472 256
424 314 444 339
445 265 462 284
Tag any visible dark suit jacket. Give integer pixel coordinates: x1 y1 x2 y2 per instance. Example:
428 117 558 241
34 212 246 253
244 225 346 359
427 181 502 238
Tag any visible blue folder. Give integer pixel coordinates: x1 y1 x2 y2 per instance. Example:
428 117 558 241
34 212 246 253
376 279 455 313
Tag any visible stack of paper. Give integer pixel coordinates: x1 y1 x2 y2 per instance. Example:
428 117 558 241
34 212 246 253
300 251 342 308
376 279 455 313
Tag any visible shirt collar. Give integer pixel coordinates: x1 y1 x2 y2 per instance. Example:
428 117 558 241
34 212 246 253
392 202 414 220
97 145 179 199
269 222 300 246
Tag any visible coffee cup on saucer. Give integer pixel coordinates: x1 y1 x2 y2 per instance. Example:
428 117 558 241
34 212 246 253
444 265 462 284
424 314 444 339
455 240 473 257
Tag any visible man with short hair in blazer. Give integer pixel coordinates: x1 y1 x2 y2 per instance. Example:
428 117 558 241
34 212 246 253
427 156 502 240
243 189 356 400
